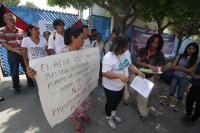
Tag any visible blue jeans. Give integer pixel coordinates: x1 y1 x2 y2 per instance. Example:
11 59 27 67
7 51 34 89
168 74 190 101
33 78 38 92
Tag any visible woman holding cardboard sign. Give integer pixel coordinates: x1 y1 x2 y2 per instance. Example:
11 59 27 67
102 34 145 129
27 27 91 132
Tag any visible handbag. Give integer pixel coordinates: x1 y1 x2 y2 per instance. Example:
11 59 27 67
159 55 182 85
116 55 130 101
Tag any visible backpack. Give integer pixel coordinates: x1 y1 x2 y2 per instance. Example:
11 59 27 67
159 55 182 85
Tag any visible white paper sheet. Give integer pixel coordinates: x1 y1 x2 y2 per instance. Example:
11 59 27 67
130 75 154 98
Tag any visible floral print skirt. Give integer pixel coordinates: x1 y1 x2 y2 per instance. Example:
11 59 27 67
67 95 91 121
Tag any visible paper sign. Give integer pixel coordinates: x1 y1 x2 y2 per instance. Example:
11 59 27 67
29 48 100 127
130 75 154 98
38 20 56 36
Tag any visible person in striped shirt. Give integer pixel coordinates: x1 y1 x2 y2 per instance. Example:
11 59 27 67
0 13 34 94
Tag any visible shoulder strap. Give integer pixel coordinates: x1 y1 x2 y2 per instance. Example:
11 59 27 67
117 55 128 86
94 42 96 47
53 32 56 41
117 55 125 75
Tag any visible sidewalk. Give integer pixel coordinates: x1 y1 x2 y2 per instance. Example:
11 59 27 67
0 75 199 133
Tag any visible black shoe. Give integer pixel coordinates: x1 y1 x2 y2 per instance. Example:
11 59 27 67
140 116 146 122
123 100 129 106
0 97 5 102
14 89 21 94
28 84 35 87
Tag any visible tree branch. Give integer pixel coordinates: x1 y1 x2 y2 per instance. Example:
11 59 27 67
95 2 111 12
122 0 136 24
162 21 174 31
124 13 137 32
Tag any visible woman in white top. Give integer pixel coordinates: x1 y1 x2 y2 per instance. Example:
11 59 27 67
22 24 48 93
102 34 145 129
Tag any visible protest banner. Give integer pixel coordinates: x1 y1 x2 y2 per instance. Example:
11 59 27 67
38 20 56 36
131 25 175 54
29 48 100 127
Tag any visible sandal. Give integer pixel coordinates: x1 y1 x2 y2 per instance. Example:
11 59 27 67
81 116 91 123
74 123 84 132
160 102 169 106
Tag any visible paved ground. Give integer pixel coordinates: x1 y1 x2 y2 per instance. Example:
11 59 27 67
0 75 200 133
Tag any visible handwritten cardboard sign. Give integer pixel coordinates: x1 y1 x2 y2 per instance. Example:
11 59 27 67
29 48 100 127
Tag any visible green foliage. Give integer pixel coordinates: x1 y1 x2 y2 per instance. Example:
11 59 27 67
168 19 200 39
136 0 200 33
23 1 38 8
0 0 20 6
47 0 94 9
47 0 137 33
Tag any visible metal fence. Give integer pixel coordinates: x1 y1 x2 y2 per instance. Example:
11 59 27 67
0 6 111 76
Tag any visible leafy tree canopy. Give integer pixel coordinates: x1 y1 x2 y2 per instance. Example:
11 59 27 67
0 0 20 6
47 0 137 33
23 1 38 8
136 0 200 34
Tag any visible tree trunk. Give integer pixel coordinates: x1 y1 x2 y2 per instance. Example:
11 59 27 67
157 20 163 35
176 36 183 55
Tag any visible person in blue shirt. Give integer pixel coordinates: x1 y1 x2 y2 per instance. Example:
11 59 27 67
181 59 200 126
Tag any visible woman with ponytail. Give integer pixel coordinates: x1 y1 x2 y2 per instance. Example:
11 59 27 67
102 34 145 129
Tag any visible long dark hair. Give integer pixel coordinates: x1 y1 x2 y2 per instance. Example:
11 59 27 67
64 27 83 45
26 24 38 37
145 34 164 52
110 34 130 55
179 42 199 68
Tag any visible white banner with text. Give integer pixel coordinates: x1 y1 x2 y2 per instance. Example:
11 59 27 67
29 48 100 127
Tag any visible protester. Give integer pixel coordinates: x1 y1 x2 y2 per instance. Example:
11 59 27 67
92 33 104 59
161 42 199 112
102 34 145 129
104 33 117 54
21 24 48 93
104 29 117 44
43 31 51 42
0 97 5 102
27 27 91 132
81 25 91 49
181 58 200 126
134 34 166 121
89 28 97 43
92 33 104 79
48 19 65 55
0 13 34 94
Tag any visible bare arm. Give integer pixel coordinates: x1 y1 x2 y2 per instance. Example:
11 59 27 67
128 64 145 78
49 49 55 55
172 57 198 73
46 46 50 55
178 63 198 73
22 47 29 68
102 72 129 83
1 42 22 55
136 57 158 72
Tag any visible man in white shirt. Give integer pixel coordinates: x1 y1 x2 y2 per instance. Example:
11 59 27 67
48 19 65 55
81 25 91 49
92 33 104 59
92 33 104 79
104 33 117 54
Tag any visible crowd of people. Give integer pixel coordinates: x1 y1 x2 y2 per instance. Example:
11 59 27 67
0 13 200 131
